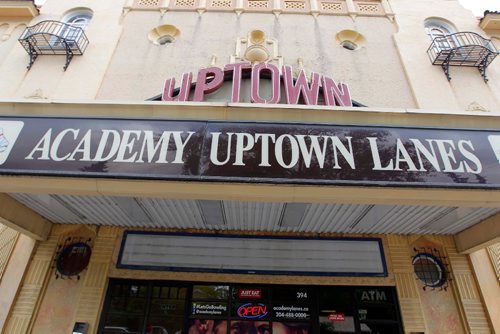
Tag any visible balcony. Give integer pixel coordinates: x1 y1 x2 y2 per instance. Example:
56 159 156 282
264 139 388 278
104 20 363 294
427 31 498 82
0 0 38 17
18 20 90 71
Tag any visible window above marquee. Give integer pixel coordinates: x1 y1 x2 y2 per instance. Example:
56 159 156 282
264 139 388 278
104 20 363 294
62 9 93 31
424 18 456 41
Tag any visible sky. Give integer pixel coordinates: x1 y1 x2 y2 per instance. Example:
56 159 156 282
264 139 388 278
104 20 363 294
458 0 500 16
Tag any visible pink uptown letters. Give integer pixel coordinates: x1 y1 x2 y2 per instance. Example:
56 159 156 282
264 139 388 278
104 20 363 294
162 63 352 107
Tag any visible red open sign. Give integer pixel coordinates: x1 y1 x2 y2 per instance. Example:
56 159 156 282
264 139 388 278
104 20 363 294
237 303 268 319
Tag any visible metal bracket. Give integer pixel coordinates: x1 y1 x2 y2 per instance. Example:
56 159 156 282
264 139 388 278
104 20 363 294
63 42 74 71
441 54 452 81
478 54 490 83
26 41 39 70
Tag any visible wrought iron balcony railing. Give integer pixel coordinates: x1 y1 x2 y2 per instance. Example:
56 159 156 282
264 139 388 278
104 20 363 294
18 20 90 71
427 31 498 82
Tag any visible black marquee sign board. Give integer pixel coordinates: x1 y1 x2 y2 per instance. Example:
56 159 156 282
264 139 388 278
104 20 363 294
0 116 500 188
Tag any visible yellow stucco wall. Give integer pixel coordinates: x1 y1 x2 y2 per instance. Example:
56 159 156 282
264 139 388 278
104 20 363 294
0 225 36 332
0 223 18 280
469 245 500 334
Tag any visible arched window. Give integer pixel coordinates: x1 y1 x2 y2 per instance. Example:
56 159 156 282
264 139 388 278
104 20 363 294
59 9 93 44
63 9 93 31
424 18 457 51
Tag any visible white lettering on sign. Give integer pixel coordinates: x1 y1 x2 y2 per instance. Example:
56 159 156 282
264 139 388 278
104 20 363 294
360 290 387 302
23 127 484 177
209 132 355 170
26 128 194 164
368 137 482 173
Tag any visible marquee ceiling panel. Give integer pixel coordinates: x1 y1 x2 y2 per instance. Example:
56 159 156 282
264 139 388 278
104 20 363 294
8 193 500 235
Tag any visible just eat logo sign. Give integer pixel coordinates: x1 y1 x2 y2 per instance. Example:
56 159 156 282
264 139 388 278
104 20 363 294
238 288 262 299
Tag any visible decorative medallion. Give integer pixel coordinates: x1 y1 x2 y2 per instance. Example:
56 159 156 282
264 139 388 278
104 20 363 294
54 236 93 279
412 247 451 291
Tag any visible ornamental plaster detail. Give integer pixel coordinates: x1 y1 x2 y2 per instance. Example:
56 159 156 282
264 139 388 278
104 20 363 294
230 30 283 68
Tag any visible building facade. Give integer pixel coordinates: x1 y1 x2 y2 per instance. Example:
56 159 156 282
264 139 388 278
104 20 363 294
0 0 499 333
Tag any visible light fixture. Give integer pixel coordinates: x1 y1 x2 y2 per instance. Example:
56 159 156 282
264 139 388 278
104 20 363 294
198 200 226 226
148 24 180 45
348 205 393 230
113 197 152 223
419 207 475 232
49 195 88 221
280 203 310 227
335 29 366 51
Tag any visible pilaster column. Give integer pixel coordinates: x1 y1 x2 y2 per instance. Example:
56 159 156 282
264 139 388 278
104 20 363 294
387 235 426 334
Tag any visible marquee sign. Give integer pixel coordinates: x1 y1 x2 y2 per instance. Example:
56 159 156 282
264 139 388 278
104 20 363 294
0 117 500 188
118 232 386 276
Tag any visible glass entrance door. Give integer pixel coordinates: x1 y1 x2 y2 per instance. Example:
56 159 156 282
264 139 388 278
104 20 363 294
319 287 402 334
99 281 188 334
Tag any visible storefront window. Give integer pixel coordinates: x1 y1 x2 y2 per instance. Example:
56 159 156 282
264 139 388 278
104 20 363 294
189 285 230 334
193 285 230 300
101 282 149 334
272 322 308 334
99 281 402 334
230 320 270 334
147 285 187 334
319 287 356 334
355 288 400 334
99 281 188 334
319 287 402 334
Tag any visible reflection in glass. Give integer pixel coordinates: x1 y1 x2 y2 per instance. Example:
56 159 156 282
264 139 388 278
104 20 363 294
360 323 401 334
102 283 148 334
319 287 355 334
319 315 356 334
273 322 309 334
230 321 270 334
188 319 229 334
193 285 230 300
147 285 187 334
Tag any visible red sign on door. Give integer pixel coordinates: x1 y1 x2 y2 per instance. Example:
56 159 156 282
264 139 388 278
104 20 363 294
328 313 345 322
